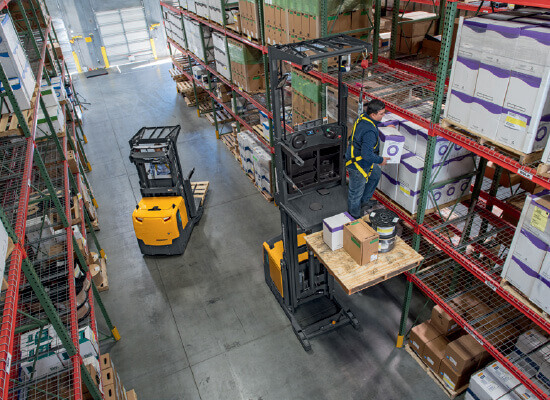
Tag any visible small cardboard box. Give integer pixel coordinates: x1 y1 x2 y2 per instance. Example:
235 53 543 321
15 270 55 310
444 334 486 373
127 389 138 400
343 220 379 266
409 320 442 357
100 353 114 371
103 384 117 400
431 305 459 335
67 150 79 174
101 366 117 387
378 126 405 164
323 212 354 250
439 358 470 391
423 335 449 374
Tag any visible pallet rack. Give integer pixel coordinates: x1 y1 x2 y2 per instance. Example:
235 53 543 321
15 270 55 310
0 1 117 399
161 0 550 397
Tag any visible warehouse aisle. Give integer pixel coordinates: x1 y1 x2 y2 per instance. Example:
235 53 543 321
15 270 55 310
72 60 450 400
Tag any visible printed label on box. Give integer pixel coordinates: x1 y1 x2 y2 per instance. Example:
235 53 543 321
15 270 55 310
412 340 419 349
443 373 456 389
370 254 378 262
399 185 411 196
531 207 549 232
504 112 528 130
426 356 434 366
449 356 457 367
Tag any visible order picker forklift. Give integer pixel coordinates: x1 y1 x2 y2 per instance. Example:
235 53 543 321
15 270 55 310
129 126 208 256
263 35 371 351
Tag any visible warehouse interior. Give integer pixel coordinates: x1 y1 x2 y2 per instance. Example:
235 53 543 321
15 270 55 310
2 0 550 400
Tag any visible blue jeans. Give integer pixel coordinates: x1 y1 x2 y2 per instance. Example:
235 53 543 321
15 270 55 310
348 164 381 219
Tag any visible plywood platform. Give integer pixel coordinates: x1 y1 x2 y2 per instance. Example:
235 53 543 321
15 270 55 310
205 108 234 125
405 344 468 399
441 118 542 165
305 223 423 295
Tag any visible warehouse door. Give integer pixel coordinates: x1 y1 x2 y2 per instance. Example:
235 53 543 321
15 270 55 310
95 7 152 66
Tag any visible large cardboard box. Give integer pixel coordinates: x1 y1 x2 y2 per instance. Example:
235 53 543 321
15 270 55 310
444 334 487 373
398 12 437 37
423 335 449 374
343 219 379 266
431 305 459 335
408 320 442 357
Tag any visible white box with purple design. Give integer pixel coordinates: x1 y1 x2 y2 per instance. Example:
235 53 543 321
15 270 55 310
502 191 550 300
378 127 405 164
323 212 355 251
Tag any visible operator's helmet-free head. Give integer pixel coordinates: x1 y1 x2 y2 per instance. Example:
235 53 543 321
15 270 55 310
365 99 386 122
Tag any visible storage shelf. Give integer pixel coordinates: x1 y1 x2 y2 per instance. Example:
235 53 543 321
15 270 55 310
168 38 273 149
407 259 550 399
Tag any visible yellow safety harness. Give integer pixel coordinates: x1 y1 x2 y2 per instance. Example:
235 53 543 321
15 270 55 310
345 115 379 180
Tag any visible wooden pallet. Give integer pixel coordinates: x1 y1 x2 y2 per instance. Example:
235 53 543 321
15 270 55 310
375 190 471 221
191 181 209 206
501 279 550 325
226 23 241 34
198 102 215 113
169 68 187 82
536 163 550 179
205 109 235 126
97 260 109 292
441 118 543 165
221 133 242 163
404 344 468 399
0 109 33 137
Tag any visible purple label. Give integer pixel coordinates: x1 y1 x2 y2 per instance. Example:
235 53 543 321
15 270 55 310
511 70 542 89
521 228 549 251
463 20 487 33
456 56 480 71
522 28 550 46
439 144 449 156
473 97 503 115
400 123 417 136
480 63 512 79
461 181 470 193
433 192 442 202
401 160 423 174
447 186 456 197
451 90 475 104
536 126 547 142
387 145 399 156
381 171 398 185
486 23 522 39
511 255 540 279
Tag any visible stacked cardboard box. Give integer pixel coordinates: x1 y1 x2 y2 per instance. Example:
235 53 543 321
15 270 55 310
215 82 232 102
237 129 265 176
164 10 186 49
0 14 36 112
212 31 231 80
209 0 238 26
239 0 261 39
291 67 322 125
100 353 131 400
228 38 265 92
409 306 491 392
263 0 372 45
183 17 214 62
396 12 437 54
195 1 210 19
445 14 550 155
252 144 272 195
501 191 550 315
466 360 537 400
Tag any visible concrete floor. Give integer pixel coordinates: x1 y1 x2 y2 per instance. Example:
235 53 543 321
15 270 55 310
73 59 453 400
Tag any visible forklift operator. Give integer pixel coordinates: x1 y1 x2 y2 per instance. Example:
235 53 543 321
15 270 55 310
345 99 389 219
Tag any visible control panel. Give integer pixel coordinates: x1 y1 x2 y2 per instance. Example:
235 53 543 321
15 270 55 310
285 123 344 151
